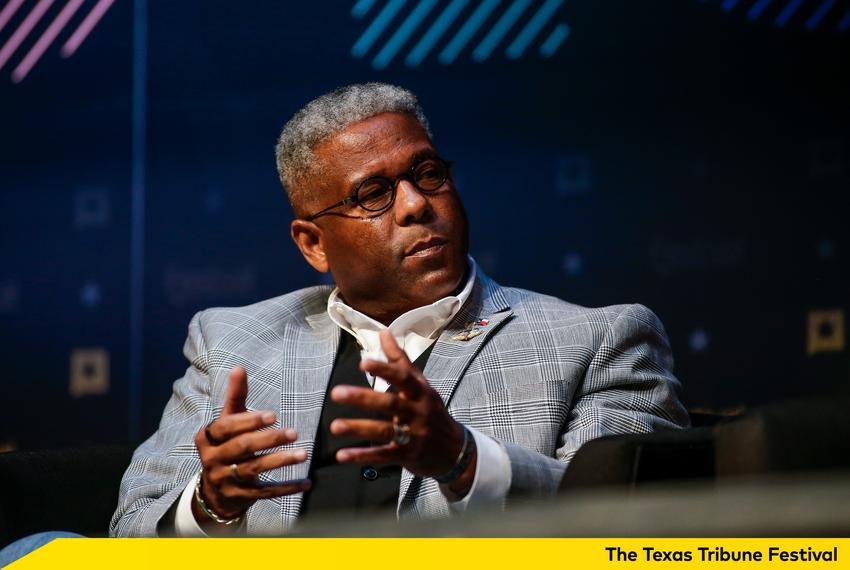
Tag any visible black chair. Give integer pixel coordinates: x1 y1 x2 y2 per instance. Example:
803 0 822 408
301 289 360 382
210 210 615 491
0 445 135 547
558 427 716 492
715 395 850 477
558 394 850 494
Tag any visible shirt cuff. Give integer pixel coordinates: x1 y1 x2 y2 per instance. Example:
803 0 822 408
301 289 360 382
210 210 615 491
174 473 209 537
439 427 511 512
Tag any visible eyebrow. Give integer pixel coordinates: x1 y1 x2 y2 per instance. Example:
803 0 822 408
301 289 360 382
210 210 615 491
348 148 440 192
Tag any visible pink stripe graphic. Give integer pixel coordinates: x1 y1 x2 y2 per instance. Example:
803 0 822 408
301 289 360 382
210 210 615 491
0 0 55 72
0 0 26 34
12 0 83 82
60 0 112 58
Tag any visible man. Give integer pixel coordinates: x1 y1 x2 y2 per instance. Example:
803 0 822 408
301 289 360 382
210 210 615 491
110 83 689 537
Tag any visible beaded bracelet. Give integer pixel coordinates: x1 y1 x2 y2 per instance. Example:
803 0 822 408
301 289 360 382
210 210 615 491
193 471 243 526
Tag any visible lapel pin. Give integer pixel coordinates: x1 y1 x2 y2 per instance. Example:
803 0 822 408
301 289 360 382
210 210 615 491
451 318 489 341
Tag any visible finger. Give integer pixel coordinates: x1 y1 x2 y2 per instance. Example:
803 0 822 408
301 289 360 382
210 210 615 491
206 410 277 444
336 443 402 464
329 418 394 440
329 385 410 416
236 448 308 479
215 428 298 463
378 329 428 398
359 359 426 400
379 329 410 365
228 479 312 501
222 367 249 416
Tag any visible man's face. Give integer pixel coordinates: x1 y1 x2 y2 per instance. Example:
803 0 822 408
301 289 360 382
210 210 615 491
292 112 469 323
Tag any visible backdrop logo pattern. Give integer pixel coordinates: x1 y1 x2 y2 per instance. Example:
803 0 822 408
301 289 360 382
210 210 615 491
0 0 114 83
714 0 850 31
69 346 110 398
807 309 845 356
351 0 571 69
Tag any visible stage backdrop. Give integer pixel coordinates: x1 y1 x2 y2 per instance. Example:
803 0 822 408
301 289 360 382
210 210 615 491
1 0 848 449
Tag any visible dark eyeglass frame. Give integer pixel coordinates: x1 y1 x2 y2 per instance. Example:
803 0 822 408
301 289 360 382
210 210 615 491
301 156 453 221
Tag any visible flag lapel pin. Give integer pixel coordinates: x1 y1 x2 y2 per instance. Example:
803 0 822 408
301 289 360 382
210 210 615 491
451 318 490 341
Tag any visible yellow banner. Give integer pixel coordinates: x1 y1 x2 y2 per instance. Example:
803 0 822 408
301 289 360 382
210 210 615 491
9 538 849 570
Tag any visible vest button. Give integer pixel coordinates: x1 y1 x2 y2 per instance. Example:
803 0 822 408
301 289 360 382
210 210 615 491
361 466 379 481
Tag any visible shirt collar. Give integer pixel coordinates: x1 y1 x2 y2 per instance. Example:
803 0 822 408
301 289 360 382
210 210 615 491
327 257 477 352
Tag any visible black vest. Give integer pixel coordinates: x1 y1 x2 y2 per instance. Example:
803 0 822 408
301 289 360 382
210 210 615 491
299 332 434 519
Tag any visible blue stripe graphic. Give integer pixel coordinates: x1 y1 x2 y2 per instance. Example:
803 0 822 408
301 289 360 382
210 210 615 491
805 0 835 29
506 0 562 60
373 0 438 69
406 0 470 67
839 7 850 31
748 0 773 20
472 0 531 62
129 0 147 442
538 21 569 58
352 0 376 18
352 0 406 58
721 0 739 12
439 0 500 65
775 0 804 26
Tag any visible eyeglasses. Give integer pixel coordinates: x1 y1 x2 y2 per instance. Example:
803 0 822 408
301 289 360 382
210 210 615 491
302 157 452 221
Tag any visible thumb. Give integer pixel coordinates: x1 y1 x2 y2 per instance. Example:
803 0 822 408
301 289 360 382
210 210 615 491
222 367 248 415
379 329 411 365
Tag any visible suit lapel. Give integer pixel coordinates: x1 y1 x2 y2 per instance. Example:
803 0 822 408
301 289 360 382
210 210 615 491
276 310 340 520
397 274 513 513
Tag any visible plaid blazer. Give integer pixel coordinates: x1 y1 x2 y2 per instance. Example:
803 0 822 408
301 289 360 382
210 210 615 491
110 271 689 536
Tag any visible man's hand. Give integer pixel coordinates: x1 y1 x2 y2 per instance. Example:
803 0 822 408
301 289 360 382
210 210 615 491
329 330 476 497
193 367 310 527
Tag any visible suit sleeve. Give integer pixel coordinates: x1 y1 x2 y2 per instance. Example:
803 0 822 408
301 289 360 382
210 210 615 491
109 311 211 537
501 303 690 499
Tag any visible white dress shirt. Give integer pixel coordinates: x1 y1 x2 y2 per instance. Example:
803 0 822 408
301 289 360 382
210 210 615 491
173 258 510 536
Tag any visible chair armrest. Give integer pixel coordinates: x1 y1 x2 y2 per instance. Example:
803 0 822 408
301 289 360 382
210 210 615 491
0 444 135 546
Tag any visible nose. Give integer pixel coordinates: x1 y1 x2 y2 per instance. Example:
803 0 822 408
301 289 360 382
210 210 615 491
393 178 431 226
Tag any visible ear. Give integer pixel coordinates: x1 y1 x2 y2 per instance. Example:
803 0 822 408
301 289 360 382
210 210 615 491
290 219 329 273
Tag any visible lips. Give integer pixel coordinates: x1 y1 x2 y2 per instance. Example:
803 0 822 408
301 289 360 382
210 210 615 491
404 236 449 257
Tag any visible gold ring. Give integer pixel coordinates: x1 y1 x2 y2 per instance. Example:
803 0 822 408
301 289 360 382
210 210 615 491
229 463 245 483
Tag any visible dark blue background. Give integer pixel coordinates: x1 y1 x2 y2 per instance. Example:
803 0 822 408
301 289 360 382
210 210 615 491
1 0 847 450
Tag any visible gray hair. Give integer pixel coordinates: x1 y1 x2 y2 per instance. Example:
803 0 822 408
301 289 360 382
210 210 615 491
275 82 432 213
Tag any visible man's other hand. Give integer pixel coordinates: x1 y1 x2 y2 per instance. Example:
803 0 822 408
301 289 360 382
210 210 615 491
192 367 311 527
329 330 476 497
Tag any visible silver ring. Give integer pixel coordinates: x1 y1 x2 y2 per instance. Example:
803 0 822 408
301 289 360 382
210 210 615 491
393 421 411 446
229 463 245 483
